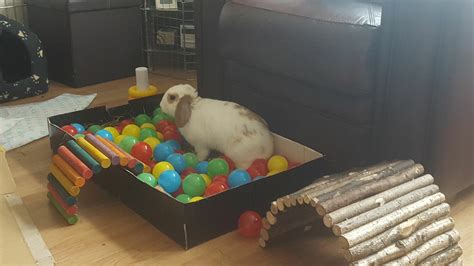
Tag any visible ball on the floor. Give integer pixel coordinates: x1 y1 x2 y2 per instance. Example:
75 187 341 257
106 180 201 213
238 211 262 237
228 169 251 188
267 155 288 172
153 143 175 162
208 158 229 177
182 173 206 197
158 170 181 193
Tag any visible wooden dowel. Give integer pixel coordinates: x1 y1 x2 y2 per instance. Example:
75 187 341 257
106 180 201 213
259 238 267 248
76 137 111 168
325 174 434 228
50 164 80 197
262 217 271 230
352 218 455 265
47 192 79 225
85 134 120 165
344 203 451 261
276 198 285 212
47 174 78 205
66 140 101 174
96 136 129 166
52 154 86 187
333 184 439 236
47 183 79 216
270 201 279 215
339 192 445 249
316 164 424 216
419 244 463 266
266 211 277 225
385 230 460 265
57 145 93 179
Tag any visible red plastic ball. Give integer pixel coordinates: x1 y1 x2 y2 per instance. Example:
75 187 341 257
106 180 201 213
62 125 78 136
204 182 229 197
163 130 182 142
156 120 172 132
221 155 236 171
251 159 268 175
238 211 262 237
247 166 263 180
175 149 185 154
181 168 197 179
213 175 228 184
172 185 184 197
83 131 93 135
147 160 156 170
130 142 153 162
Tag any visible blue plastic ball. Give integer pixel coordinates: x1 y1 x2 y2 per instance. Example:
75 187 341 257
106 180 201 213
153 143 175 162
196 161 209 174
158 170 181 193
96 129 114 141
166 153 186 173
165 140 181 151
71 123 85 134
228 169 251 188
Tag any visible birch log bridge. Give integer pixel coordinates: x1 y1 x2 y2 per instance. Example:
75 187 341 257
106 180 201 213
259 160 463 265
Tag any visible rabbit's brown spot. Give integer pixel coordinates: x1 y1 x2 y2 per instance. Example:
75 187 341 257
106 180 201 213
260 145 265 153
233 136 243 144
243 125 257 137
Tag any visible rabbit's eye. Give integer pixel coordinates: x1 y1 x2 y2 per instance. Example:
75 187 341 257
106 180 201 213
169 94 177 101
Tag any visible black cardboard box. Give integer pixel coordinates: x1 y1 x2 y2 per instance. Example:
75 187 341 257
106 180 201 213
47 95 330 249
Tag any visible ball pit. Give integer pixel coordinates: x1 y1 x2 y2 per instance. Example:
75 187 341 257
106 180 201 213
63 111 300 206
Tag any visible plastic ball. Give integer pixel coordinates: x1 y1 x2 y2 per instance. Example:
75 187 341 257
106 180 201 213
247 166 264 180
196 161 209 174
118 136 139 153
183 153 199 168
182 173 206 197
122 124 141 138
152 113 170 125
166 153 186 173
104 127 119 139
74 134 85 139
143 137 161 151
165 140 181 150
114 134 125 145
139 128 158 141
172 185 184 197
163 130 181 142
207 158 229 177
96 129 114 141
137 173 157 187
200 174 212 186
181 168 197 179
176 194 191 203
153 107 162 117
221 155 236 171
152 161 174 179
156 120 172 132
116 119 133 133
131 142 153 163
71 123 85 133
251 159 268 175
140 123 156 130
135 114 152 126
204 182 229 197
238 211 262 237
228 169 251 188
83 131 93 135
153 143 175 162
267 169 282 177
190 196 204 203
156 131 164 141
87 124 102 134
267 155 288 172
62 125 78 136
213 175 228 184
158 170 181 193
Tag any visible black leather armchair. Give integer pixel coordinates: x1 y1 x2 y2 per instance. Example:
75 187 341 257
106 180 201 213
195 0 473 197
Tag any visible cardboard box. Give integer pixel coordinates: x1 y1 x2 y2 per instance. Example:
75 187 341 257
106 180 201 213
47 95 330 249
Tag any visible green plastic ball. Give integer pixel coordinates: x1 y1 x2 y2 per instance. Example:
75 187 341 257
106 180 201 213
153 107 162 117
183 153 199 168
88 125 102 134
74 133 85 139
119 136 139 153
137 173 156 187
182 174 206 197
208 158 230 178
152 113 168 125
135 114 152 127
139 128 158 141
176 194 191 203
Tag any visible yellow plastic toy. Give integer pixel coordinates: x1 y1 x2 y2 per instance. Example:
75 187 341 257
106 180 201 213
128 67 158 100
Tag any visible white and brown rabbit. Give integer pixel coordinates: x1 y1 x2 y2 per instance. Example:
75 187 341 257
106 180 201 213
160 84 274 169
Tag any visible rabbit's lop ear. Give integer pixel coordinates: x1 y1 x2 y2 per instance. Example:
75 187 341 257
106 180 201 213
175 95 192 128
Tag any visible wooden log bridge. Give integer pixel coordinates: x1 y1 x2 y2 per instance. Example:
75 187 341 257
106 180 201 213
260 160 463 265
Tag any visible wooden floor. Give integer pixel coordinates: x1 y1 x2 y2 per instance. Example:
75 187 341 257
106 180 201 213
4 74 474 265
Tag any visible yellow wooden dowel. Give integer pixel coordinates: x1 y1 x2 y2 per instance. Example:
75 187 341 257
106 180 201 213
50 164 80 197
76 137 111 168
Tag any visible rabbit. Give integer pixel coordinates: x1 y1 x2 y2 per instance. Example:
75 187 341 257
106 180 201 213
160 84 274 169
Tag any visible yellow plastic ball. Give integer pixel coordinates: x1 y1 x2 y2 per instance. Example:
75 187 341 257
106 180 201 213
143 137 161 150
267 169 283 177
267 155 288 172
114 134 125 145
190 196 204 203
156 131 164 141
140 123 156 130
103 127 119 139
200 174 212 187
152 161 174 179
122 124 140 138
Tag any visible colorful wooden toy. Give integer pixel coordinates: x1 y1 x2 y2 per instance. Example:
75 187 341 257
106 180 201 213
66 140 102 173
57 145 93 179
52 155 86 187
85 134 120 166
76 137 111 168
47 183 78 215
47 174 78 205
50 164 80 196
47 192 79 225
